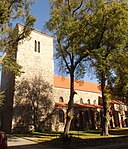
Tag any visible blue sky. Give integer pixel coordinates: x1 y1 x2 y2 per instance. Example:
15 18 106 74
30 0 98 83
30 0 50 30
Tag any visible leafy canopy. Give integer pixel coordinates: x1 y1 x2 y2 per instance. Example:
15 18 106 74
47 0 92 79
0 0 35 75
87 0 128 83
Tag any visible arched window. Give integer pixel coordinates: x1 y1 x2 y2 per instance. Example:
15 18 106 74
58 109 64 123
98 96 103 105
35 40 37 52
38 41 40 53
80 98 83 104
87 99 91 104
59 97 64 102
93 100 96 105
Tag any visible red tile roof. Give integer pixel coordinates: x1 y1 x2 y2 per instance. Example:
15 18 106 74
111 100 124 105
55 102 67 107
54 76 101 94
55 102 103 109
74 103 103 109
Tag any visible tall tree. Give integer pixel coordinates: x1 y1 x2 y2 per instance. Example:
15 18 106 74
47 0 128 137
0 0 35 133
87 0 128 135
46 0 92 136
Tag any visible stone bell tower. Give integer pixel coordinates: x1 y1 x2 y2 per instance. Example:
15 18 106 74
0 24 54 133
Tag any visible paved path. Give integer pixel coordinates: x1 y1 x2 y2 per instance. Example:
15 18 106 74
8 137 36 147
8 137 54 149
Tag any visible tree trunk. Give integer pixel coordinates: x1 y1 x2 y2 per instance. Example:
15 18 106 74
33 113 37 131
101 73 109 136
64 70 74 136
0 70 15 133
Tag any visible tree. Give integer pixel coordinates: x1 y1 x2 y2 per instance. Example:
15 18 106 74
109 50 128 103
88 0 128 135
47 0 128 137
0 0 35 133
46 0 93 136
13 77 53 133
0 0 35 74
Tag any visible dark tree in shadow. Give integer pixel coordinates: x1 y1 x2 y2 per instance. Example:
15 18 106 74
13 76 53 133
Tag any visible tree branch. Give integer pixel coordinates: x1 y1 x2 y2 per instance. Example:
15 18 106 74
8 0 19 10
74 52 88 70
57 38 71 71
72 0 83 16
67 0 71 12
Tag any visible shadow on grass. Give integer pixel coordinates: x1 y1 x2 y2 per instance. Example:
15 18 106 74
8 136 128 149
109 128 128 136
80 128 128 136
9 128 128 149
8 132 128 149
38 135 128 149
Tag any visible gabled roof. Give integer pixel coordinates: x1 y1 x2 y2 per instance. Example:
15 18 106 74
16 23 54 39
54 76 101 94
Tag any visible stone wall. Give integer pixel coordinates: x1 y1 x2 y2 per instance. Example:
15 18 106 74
53 87 101 105
16 24 54 84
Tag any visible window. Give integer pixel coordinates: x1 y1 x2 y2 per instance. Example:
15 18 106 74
93 100 96 105
58 109 64 123
80 98 83 104
98 96 103 105
34 40 40 53
38 41 40 53
59 97 64 102
35 40 37 52
87 99 91 104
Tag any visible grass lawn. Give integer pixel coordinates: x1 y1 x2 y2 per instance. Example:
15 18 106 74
12 128 128 148
13 127 128 143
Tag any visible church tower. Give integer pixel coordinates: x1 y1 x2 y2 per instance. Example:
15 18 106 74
1 24 54 133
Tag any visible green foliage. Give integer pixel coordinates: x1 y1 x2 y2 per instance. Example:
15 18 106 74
89 0 128 82
47 0 90 78
13 77 53 132
87 0 128 136
47 0 128 136
47 0 92 136
87 0 128 101
0 0 36 75
109 50 128 101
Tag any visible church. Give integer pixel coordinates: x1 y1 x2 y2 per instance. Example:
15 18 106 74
1 24 128 133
